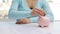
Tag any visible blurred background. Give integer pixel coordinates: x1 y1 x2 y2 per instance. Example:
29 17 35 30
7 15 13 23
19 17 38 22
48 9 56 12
0 0 60 20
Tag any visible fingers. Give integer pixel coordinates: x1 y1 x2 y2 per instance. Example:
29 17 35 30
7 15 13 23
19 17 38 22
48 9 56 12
39 11 46 16
31 11 37 16
32 8 46 16
16 18 30 24
36 8 46 16
31 9 38 16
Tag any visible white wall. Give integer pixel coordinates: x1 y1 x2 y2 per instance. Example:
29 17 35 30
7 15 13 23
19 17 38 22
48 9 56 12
48 0 60 20
0 0 12 16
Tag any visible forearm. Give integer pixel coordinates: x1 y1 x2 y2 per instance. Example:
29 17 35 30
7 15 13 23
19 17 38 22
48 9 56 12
46 14 54 22
8 10 32 19
42 0 54 22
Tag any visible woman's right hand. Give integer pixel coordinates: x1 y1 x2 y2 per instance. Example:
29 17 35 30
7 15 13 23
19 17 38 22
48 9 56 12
31 8 46 16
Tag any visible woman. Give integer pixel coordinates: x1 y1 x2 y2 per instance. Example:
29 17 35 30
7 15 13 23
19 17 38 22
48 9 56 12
8 0 54 24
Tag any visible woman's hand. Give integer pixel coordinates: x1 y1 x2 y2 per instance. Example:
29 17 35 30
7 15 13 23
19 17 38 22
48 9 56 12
16 18 30 24
31 8 46 16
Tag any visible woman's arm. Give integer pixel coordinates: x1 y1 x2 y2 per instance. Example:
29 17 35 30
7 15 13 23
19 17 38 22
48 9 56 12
8 0 32 19
29 0 54 23
42 0 54 22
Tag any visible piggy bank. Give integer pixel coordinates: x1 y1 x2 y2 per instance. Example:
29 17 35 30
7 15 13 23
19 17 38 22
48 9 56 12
38 15 51 28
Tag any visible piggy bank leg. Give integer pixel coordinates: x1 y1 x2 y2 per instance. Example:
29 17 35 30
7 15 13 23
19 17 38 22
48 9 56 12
39 25 49 28
38 23 48 28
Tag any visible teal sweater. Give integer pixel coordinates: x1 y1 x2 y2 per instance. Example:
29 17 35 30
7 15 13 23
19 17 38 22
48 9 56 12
8 0 54 23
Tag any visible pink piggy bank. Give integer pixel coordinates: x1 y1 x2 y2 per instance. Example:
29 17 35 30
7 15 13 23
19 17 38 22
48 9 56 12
38 15 51 28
